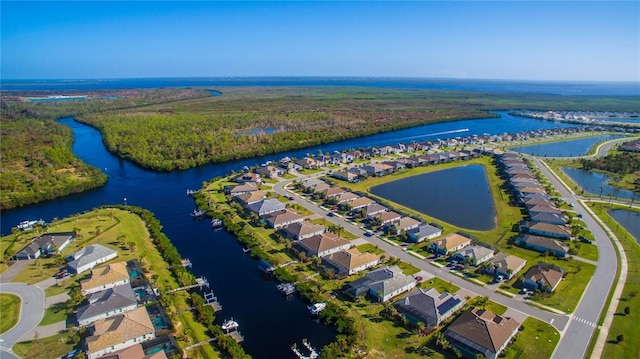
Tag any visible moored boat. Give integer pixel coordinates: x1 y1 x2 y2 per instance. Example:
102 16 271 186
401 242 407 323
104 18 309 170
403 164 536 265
308 302 326 315
221 318 239 331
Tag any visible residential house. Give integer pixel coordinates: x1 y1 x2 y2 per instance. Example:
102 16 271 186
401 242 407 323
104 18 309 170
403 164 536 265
407 224 443 243
349 197 376 211
522 263 564 292
228 182 259 197
233 172 262 184
301 178 327 192
369 211 402 226
77 284 138 326
515 234 570 257
297 232 351 257
99 343 167 359
68 244 118 274
484 253 527 280
429 233 472 256
520 221 571 240
255 165 282 179
14 232 75 260
81 262 131 295
324 248 380 276
529 212 566 226
394 288 465 328
335 192 360 204
527 205 563 218
452 245 495 266
264 210 304 229
390 217 421 235
344 266 416 302
85 307 155 359
246 199 286 217
234 190 266 206
322 186 347 198
361 203 388 217
332 170 359 183
296 157 319 169
444 308 520 359
282 222 326 240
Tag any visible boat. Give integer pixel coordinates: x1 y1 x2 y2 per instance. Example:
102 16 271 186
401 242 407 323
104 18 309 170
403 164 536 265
180 258 192 268
16 219 45 231
221 318 239 331
308 302 326 315
190 209 206 217
211 218 223 228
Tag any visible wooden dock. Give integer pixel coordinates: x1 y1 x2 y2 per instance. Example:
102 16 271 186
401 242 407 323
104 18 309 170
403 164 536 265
227 331 244 343
166 277 209 293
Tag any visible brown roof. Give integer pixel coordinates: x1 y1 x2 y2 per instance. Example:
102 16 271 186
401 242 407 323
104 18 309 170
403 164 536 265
433 233 472 251
283 222 325 238
235 190 266 204
325 248 380 270
524 265 564 290
264 210 303 226
86 307 155 355
100 344 168 359
488 252 527 273
446 308 520 354
372 211 401 222
299 232 350 254
336 192 360 203
396 217 421 230
528 222 571 236
323 186 347 197
81 262 129 293
349 197 376 209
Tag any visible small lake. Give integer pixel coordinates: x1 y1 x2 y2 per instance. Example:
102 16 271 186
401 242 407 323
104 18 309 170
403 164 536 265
608 209 640 244
511 135 622 157
562 167 640 201
370 164 496 231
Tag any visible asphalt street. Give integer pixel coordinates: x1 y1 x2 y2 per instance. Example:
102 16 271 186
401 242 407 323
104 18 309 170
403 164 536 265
0 283 45 359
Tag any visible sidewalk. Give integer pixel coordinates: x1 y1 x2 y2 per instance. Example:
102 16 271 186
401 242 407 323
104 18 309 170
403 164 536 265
0 261 30 283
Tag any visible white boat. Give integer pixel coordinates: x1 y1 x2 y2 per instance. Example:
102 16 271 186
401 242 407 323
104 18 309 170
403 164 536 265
16 219 44 231
211 218 223 227
191 209 206 217
221 318 239 331
308 302 326 315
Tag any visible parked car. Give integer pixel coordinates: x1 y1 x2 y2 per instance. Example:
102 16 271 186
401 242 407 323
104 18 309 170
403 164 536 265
55 269 70 279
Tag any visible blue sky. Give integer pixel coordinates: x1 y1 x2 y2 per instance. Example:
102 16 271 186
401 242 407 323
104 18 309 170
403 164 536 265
1 1 639 81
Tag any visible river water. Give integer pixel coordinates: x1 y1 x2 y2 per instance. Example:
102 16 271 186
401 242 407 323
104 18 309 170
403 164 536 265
0 109 578 358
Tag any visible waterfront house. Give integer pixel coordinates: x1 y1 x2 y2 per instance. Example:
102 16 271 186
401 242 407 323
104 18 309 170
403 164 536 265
348 197 376 211
407 224 443 243
335 192 360 204
297 232 351 257
393 288 465 328
429 233 472 256
368 211 402 225
233 172 262 184
297 157 319 169
77 284 138 326
81 262 130 295
322 186 347 198
390 217 421 235
68 244 118 274
228 182 259 197
344 265 416 302
520 221 571 240
246 199 286 217
452 245 495 266
255 165 282 179
361 203 388 217
484 253 527 280
323 248 380 276
85 307 155 359
234 190 266 206
529 212 566 225
264 210 304 229
14 231 75 260
444 308 520 359
99 343 167 359
282 222 326 240
522 263 564 292
515 234 570 257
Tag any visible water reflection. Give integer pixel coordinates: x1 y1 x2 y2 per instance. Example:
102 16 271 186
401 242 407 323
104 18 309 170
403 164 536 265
511 135 622 157
608 209 640 244
562 167 640 201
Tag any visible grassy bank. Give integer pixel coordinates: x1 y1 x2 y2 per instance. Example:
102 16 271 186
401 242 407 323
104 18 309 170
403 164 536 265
589 203 640 359
0 293 21 334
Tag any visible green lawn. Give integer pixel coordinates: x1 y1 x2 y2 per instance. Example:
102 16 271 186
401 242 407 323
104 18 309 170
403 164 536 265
531 259 596 313
0 293 21 333
503 317 560 359
591 203 640 359
13 331 75 359
356 243 384 255
40 301 73 326
419 277 460 294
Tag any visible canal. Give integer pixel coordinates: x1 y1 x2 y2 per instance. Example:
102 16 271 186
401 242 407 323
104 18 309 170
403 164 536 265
1 112 574 358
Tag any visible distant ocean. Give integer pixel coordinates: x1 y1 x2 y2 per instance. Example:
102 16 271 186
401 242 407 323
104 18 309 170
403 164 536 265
2 77 639 96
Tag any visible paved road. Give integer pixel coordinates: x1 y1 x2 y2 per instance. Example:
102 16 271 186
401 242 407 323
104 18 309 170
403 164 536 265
532 158 621 359
0 283 45 359
273 176 572 331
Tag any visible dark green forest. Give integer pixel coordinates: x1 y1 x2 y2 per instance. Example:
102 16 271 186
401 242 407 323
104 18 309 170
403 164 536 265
1 86 639 208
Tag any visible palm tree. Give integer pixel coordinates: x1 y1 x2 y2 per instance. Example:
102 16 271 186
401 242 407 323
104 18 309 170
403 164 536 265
415 321 426 336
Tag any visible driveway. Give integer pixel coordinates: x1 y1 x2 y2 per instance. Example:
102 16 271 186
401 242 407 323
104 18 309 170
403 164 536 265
0 283 45 359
